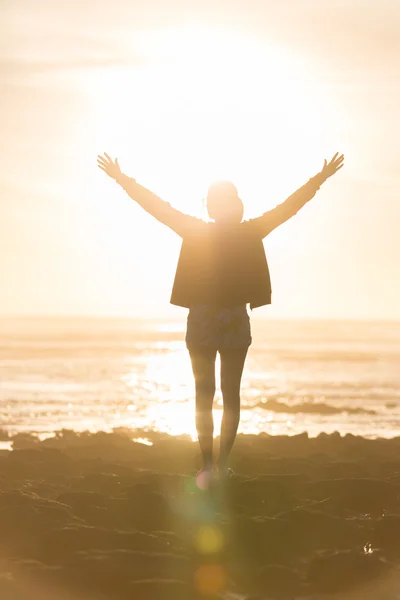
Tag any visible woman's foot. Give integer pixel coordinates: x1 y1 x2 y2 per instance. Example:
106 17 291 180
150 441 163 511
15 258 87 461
196 466 214 490
217 466 235 481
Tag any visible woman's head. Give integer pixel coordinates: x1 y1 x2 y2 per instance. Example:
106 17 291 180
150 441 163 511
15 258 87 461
206 180 244 224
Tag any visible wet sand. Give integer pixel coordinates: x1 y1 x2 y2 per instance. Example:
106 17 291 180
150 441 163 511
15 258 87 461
1 429 400 599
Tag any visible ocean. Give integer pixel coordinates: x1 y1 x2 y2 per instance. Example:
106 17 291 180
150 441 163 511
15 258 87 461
1 317 400 441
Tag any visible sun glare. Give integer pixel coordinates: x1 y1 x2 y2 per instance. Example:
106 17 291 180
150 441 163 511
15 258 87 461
89 25 333 218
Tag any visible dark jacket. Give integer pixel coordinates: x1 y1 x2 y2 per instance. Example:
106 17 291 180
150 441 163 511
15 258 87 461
116 173 326 310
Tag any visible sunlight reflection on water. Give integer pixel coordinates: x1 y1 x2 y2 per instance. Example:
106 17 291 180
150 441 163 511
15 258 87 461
2 318 400 439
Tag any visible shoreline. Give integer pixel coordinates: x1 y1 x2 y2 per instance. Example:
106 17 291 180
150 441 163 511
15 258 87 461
2 426 400 450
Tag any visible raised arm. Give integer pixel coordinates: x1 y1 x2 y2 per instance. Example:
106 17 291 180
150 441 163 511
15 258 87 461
247 153 345 238
97 153 202 237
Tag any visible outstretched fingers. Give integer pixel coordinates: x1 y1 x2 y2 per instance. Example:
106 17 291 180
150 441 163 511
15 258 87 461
329 153 344 171
329 152 343 165
96 152 122 180
97 153 116 173
97 154 110 165
332 153 344 165
97 156 107 167
321 153 344 178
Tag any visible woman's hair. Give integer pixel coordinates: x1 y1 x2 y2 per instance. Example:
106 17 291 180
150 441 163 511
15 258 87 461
206 180 244 223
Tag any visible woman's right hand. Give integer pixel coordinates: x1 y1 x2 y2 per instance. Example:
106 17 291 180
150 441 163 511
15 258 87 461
320 152 345 180
97 153 123 181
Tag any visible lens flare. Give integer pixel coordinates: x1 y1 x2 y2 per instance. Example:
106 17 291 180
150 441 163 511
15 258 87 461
194 564 227 595
195 469 213 491
195 525 224 554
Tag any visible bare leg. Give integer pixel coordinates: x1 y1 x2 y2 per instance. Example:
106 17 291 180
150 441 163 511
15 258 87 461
218 347 248 471
188 348 217 469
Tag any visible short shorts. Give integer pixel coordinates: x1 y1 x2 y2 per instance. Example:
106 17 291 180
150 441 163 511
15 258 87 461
185 305 252 351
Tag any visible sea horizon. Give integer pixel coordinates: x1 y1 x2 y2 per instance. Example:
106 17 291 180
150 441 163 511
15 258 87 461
2 314 400 323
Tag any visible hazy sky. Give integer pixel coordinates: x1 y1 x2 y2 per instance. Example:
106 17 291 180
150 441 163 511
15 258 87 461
1 0 399 319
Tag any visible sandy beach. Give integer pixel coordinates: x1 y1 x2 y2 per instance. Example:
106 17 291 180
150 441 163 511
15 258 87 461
1 429 400 599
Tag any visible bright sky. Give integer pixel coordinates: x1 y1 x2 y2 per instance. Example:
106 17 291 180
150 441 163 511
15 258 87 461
1 0 399 320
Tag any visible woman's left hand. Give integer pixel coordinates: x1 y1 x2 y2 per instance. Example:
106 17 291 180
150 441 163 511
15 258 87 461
97 153 123 181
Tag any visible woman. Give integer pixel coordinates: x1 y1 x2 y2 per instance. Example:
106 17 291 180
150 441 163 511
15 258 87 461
97 151 344 482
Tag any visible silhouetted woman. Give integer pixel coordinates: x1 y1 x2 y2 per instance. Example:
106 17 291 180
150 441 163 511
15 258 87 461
97 151 344 482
